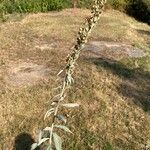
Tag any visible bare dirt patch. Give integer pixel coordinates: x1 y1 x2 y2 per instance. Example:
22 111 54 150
84 41 146 60
5 62 51 87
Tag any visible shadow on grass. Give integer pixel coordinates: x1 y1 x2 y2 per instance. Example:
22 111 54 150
13 133 39 150
87 57 150 112
136 29 150 36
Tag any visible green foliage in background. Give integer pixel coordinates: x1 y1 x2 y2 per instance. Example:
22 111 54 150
77 0 93 8
107 0 129 11
107 0 150 24
0 0 150 24
127 0 150 25
0 0 71 14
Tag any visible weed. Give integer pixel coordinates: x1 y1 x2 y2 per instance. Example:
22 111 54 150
31 1 107 150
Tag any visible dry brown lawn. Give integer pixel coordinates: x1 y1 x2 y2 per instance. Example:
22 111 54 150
0 9 150 149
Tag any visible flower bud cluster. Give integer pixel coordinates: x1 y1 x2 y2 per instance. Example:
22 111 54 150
65 0 107 85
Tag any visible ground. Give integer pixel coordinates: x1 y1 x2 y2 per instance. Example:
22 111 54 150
0 9 150 149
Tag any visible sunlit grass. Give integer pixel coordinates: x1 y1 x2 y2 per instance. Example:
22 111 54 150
0 9 150 149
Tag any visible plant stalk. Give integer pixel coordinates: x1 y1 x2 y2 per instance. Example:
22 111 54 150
48 0 107 148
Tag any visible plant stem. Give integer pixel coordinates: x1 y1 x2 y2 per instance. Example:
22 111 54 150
48 0 107 148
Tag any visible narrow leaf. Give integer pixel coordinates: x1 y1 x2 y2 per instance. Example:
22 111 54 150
38 130 43 143
60 94 66 101
44 108 55 120
67 75 72 85
51 102 57 106
54 125 72 134
38 138 49 146
52 94 61 100
71 77 74 84
61 103 79 108
46 145 53 150
31 143 38 150
44 127 52 131
57 70 63 76
53 133 62 150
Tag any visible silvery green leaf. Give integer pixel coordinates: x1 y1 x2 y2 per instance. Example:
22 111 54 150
61 103 79 108
38 130 43 142
38 138 49 146
71 77 74 84
51 102 57 106
60 97 64 101
57 115 67 124
53 94 61 99
45 110 54 118
44 108 55 120
57 70 63 76
46 108 55 113
44 127 52 131
60 94 66 101
53 133 62 150
46 146 53 150
31 143 38 150
54 125 72 134
60 94 67 101
66 75 72 85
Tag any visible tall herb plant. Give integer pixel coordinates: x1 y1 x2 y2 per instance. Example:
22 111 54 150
31 0 107 149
